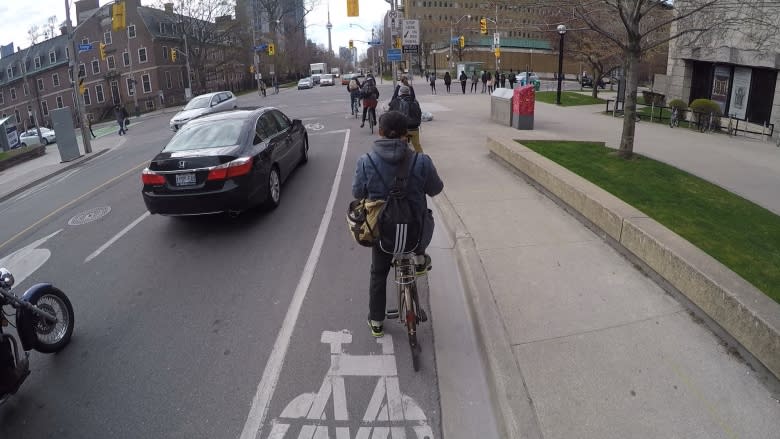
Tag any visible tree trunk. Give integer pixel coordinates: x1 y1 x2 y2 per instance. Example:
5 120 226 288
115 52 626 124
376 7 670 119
618 47 641 157
591 66 602 99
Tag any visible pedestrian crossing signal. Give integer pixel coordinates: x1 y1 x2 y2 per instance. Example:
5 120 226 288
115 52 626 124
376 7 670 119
268 44 275 56
480 18 487 35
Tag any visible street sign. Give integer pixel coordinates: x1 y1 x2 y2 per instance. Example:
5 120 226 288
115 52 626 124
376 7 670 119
254 44 268 51
368 41 382 46
401 19 420 45
390 11 400 33
493 32 500 48
78 43 92 53
387 48 402 62
402 45 419 54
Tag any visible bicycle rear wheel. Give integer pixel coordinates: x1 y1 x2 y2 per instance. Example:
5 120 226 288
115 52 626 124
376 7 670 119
402 285 420 371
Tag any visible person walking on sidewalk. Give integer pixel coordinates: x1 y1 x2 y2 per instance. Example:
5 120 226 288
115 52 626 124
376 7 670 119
351 110 444 338
471 72 478 93
487 74 494 94
87 116 96 139
459 71 468 94
508 69 516 89
429 74 436 95
481 71 487 93
114 104 127 136
500 71 507 88
389 85 423 153
443 72 451 93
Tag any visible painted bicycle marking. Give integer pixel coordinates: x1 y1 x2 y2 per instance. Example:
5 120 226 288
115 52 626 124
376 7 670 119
265 330 434 439
305 122 325 131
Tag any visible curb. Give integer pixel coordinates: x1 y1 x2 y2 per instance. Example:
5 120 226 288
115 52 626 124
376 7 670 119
432 190 544 439
0 148 111 204
0 145 46 172
487 135 780 380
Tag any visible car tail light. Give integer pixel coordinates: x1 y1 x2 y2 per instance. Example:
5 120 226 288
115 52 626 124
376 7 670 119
207 157 254 181
142 168 166 185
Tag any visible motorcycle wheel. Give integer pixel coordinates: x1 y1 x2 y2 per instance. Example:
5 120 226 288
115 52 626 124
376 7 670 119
29 287 74 353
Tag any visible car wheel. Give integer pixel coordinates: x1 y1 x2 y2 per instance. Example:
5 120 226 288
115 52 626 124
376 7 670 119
299 136 309 165
20 143 27 147
265 166 281 209
42 138 49 145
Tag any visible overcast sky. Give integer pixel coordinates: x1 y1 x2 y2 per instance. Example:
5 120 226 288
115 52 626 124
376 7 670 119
0 0 388 56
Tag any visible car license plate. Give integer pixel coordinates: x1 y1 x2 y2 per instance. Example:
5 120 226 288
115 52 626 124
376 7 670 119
175 173 196 186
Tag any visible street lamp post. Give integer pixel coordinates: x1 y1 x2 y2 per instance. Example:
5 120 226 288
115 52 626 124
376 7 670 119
449 14 471 68
555 24 567 105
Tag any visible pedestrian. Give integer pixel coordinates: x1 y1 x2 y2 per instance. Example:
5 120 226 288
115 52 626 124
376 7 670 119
459 70 468 94
351 110 443 338
471 72 478 93
429 73 436 95
87 116 96 139
443 72 451 93
487 75 494 94
500 72 507 88
121 106 130 132
114 104 126 136
391 75 416 101
481 71 487 93
508 69 516 89
389 85 423 153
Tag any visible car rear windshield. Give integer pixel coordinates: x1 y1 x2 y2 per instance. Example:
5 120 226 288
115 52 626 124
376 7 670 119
183 95 211 110
164 119 244 152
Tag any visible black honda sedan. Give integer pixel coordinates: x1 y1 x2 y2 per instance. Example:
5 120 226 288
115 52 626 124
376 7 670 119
141 107 308 216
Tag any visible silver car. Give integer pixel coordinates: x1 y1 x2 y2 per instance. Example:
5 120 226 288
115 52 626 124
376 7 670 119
169 91 237 131
319 74 335 86
19 127 56 147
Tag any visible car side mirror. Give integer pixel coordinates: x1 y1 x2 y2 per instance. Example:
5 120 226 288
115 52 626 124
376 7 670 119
292 119 301 126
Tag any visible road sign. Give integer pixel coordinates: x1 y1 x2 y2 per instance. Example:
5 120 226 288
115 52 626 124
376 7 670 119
254 44 268 51
387 48 402 62
390 11 400 33
401 19 420 45
78 43 92 53
367 41 382 46
402 45 419 54
493 32 500 48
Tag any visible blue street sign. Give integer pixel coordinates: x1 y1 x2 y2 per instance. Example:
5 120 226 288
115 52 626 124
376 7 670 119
254 44 268 52
78 43 92 52
451 37 459 43
387 48 402 62
368 41 382 46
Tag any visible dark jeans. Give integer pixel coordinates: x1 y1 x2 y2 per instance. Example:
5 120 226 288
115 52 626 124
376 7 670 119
471 82 477 92
461 81 467 94
445 83 450 92
369 246 395 322
117 120 126 135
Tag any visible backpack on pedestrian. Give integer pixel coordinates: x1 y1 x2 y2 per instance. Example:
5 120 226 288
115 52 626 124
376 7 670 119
395 98 422 129
348 79 359 91
368 150 424 254
361 80 378 99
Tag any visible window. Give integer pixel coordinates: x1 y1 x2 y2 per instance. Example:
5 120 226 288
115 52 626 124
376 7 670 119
81 37 89 45
138 47 148 63
107 55 116 69
14 110 20 124
52 73 60 87
37 78 44 91
123 51 130 66
83 88 91 105
95 84 105 103
6 68 11 79
49 50 56 63
162 45 168 59
270 110 290 131
165 71 172 89
179 71 184 87
104 31 112 45
128 25 136 38
10 88 16 100
0 91 3 105
78 63 86 78
34 57 41 69
23 83 29 97
142 74 151 93
56 96 63 108
65 47 70 59
41 100 49 116
92 59 100 74
126 77 135 96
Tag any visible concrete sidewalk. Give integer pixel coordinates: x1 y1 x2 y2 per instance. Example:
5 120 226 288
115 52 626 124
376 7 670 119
418 91 780 438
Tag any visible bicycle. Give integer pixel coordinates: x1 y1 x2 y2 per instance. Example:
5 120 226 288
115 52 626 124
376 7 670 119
385 252 430 372
367 105 377 134
699 112 715 133
669 107 680 128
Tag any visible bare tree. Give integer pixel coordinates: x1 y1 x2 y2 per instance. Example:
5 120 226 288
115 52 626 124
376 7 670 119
47 16 58 40
27 25 41 45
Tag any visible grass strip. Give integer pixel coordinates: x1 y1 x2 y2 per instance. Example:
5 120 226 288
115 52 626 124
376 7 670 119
0 146 37 163
535 91 606 106
518 139 780 303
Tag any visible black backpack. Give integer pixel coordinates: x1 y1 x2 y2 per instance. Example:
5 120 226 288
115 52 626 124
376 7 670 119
397 98 422 129
367 150 423 254
361 80 377 99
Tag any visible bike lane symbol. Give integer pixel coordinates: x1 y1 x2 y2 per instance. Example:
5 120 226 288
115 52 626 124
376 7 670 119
265 330 434 439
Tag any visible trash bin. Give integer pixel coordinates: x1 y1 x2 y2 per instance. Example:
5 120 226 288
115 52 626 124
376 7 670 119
490 88 514 126
512 85 535 130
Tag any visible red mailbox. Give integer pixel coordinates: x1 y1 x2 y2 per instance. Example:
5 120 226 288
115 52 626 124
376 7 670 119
513 85 535 129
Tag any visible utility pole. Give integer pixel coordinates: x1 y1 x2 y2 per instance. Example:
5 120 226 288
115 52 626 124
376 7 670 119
65 0 92 153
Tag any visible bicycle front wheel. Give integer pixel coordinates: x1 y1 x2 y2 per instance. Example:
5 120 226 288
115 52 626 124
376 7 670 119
402 285 420 371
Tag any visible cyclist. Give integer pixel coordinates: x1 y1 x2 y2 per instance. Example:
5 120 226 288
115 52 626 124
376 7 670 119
360 74 380 129
389 86 423 152
347 75 363 115
351 111 444 337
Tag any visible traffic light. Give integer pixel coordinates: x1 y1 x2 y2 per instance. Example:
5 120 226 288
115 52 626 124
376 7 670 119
268 43 275 56
346 0 359 17
458 35 465 48
99 42 106 60
112 0 126 31
78 78 85 95
494 47 501 58
394 37 401 49
349 40 354 49
480 17 488 35
249 65 255 73
171 48 177 62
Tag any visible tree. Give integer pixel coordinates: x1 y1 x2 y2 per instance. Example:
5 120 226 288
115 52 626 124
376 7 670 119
564 30 623 98
27 25 41 45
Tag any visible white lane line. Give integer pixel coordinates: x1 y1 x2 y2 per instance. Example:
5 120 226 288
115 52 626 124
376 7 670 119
84 212 150 263
239 129 351 439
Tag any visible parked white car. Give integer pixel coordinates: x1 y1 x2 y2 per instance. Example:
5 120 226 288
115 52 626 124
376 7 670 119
18 127 56 147
169 91 237 131
515 72 540 85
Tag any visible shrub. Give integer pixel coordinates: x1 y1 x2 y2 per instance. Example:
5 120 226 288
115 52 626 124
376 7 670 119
642 91 665 106
689 98 722 129
668 99 687 111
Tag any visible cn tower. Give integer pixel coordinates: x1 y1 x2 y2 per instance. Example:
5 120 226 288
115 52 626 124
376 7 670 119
326 3 333 55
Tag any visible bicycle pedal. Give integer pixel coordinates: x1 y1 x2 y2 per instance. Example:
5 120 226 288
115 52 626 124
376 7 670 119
417 309 428 322
385 309 399 319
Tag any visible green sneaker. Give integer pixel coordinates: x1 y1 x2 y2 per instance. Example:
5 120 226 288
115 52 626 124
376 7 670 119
367 319 384 338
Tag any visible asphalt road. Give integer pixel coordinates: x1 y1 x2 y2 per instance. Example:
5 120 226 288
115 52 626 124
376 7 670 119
0 82 495 438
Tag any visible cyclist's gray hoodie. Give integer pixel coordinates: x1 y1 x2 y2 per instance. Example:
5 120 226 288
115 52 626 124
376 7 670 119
352 138 444 247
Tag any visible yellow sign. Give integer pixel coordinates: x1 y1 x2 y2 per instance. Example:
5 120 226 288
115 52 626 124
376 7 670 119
346 0 359 17
112 1 126 31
